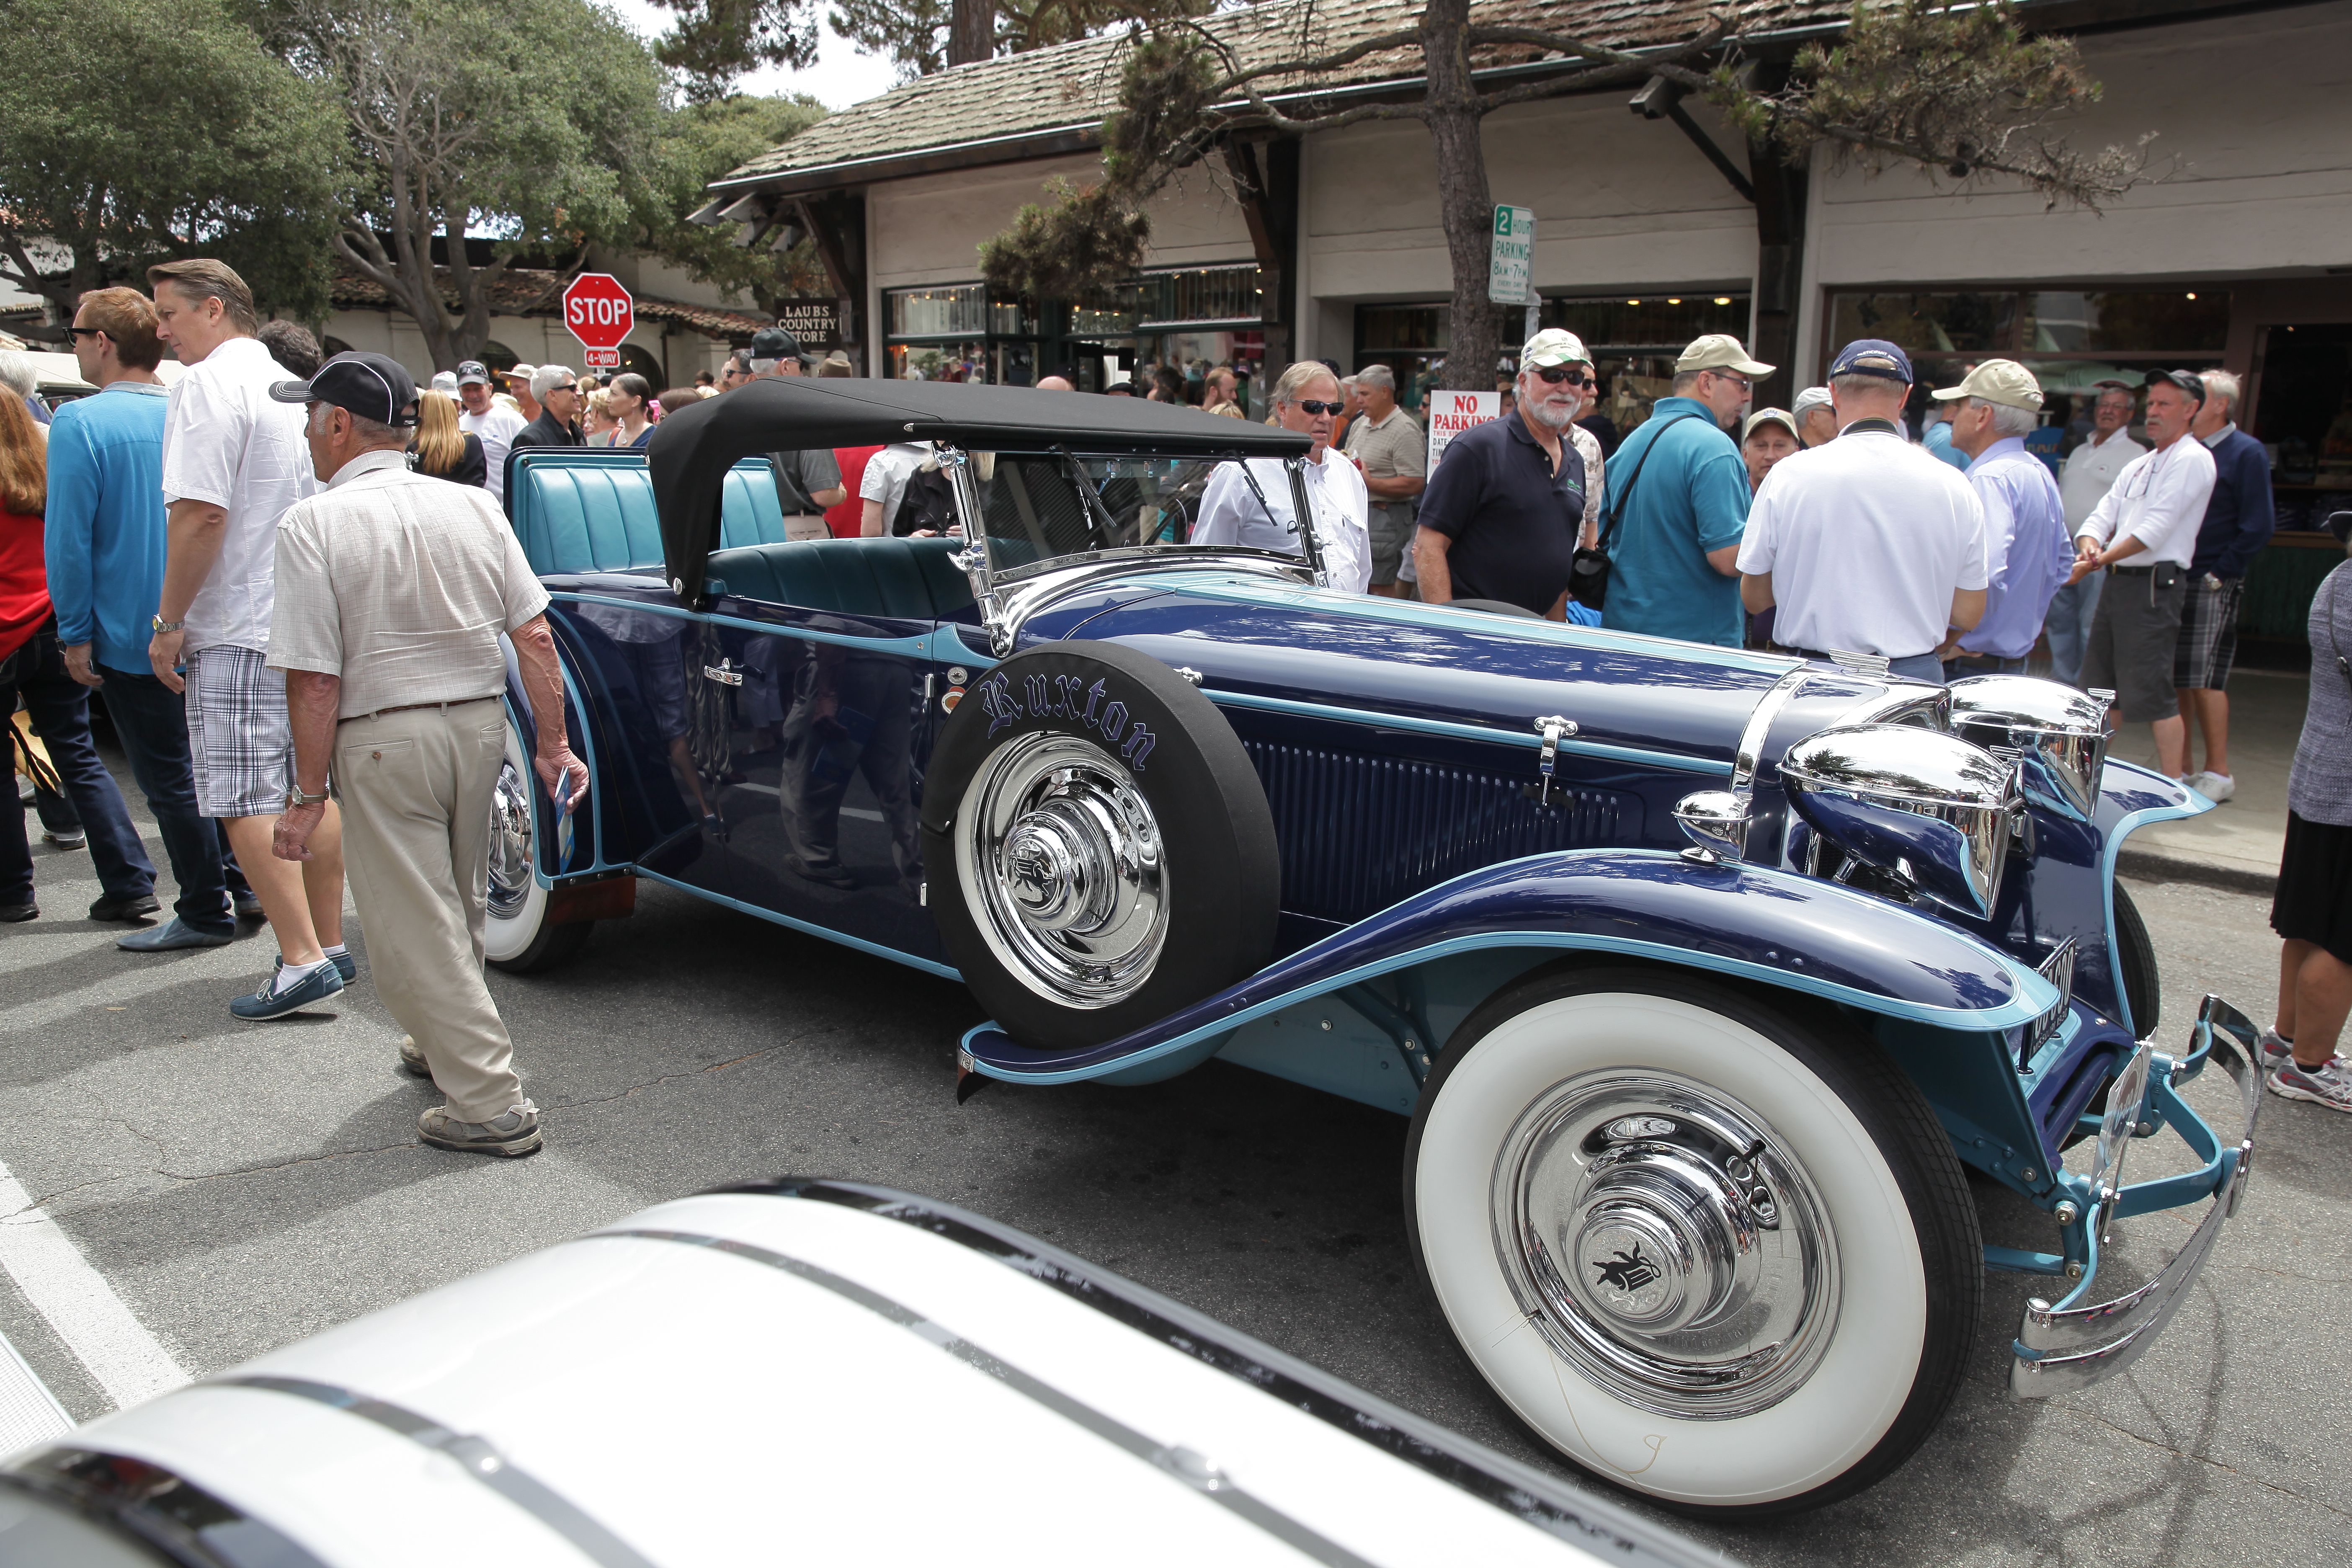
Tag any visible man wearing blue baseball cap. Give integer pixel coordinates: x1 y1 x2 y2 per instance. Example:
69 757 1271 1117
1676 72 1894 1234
1737 339 1989 684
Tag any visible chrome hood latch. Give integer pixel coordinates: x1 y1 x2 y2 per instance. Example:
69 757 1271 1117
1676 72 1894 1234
1529 715 1577 807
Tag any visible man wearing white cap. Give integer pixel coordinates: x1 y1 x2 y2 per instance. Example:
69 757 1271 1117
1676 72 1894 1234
1595 333 1766 646
1792 385 1836 449
1932 359 2071 678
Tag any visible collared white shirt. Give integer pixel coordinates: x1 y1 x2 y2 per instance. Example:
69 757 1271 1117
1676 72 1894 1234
160 336 317 654
266 449 550 719
2058 427 2146 531
460 403 528 502
1737 428 1989 660
2075 434 2217 567
1194 449 1372 593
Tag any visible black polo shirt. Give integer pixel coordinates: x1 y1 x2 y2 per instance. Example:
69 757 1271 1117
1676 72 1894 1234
1417 412 1587 613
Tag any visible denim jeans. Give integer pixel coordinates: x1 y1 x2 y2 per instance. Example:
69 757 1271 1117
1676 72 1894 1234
2044 572 2104 688
98 666 240 934
1 620 154 907
1885 653 1949 686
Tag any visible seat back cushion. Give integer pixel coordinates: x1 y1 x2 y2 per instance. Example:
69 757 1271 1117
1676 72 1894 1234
704 536 978 621
508 455 781 575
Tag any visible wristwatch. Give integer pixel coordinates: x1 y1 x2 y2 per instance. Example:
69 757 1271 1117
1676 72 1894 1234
152 614 183 633
285 784 330 809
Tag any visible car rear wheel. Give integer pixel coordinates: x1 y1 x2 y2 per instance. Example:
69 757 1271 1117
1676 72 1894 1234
1405 965 1980 1515
920 642 1279 1052
485 716 591 973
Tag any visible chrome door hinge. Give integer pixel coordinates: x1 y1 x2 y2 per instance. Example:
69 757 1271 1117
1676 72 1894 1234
1529 714 1578 807
702 659 743 687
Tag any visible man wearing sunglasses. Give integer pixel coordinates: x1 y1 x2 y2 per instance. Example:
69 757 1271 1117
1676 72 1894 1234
1416 330 1596 618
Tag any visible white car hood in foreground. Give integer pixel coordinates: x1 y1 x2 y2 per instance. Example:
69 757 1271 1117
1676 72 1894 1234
3 1182 1732 1568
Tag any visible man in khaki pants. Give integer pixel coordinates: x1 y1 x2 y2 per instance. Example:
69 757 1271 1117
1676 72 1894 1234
264 353 585 1157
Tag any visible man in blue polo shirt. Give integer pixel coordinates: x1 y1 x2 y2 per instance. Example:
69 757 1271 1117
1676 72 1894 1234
47 287 245 951
1600 334 1767 647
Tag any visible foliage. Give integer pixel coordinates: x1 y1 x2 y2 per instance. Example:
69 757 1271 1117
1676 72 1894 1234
1709 1 2148 206
977 177 1151 305
0 0 345 328
646 0 821 101
263 0 668 369
640 93 833 308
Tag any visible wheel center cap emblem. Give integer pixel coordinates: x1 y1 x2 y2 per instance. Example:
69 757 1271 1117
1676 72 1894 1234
1580 1221 1678 1322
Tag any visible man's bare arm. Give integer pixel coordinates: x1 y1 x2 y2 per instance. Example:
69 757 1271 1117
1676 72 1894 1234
511 614 587 808
1706 544 1741 578
1947 586 1988 632
273 669 340 862
149 499 229 691
1413 527 1453 603
1741 571 1775 614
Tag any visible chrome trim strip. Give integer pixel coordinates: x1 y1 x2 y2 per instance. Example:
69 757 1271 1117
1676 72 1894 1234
212 1375 657 1568
2010 995 2261 1395
1732 666 1816 795
600 1228 1379 1568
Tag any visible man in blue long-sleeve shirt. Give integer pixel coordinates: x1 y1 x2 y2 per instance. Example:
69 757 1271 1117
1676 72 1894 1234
47 287 244 949
2173 370 2274 802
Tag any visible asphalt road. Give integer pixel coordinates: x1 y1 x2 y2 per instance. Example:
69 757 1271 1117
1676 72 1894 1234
3 759 2346 1566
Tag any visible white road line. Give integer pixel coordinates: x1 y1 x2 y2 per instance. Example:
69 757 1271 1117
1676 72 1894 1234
0 1158 188 1411
0 1326 73 1452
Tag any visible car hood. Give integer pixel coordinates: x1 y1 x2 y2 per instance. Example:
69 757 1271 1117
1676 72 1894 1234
1044 569 1901 772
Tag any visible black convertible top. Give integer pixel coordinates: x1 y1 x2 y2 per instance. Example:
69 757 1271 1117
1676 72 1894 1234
648 377 1311 601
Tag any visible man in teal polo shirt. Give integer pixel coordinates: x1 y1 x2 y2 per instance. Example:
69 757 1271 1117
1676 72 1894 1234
1600 334 1769 647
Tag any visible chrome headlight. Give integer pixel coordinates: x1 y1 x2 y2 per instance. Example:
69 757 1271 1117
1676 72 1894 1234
1779 725 2021 918
1947 675 2112 820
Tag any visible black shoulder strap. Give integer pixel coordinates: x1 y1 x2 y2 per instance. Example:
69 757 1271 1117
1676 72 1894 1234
1597 412 1701 551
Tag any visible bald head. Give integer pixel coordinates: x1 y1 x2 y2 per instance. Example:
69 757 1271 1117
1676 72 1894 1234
1036 374 1074 392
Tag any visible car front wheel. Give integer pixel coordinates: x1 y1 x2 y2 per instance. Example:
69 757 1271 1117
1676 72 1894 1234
1406 966 1980 1515
485 715 591 973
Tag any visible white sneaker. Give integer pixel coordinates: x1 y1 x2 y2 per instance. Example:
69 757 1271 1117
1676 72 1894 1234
2269 1057 2352 1112
2190 771 2236 802
2259 1029 2295 1072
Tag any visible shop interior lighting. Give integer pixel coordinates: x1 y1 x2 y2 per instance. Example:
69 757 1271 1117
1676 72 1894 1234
2185 291 2197 299
1668 298 1681 305
1627 298 1641 305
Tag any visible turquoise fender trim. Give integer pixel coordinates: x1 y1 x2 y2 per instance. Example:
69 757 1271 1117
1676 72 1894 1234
2098 760 2212 1037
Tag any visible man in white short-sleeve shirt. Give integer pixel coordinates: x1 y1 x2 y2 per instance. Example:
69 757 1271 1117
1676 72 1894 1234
455 360 528 502
859 441 931 535
1738 338 1988 685
146 258 345 1022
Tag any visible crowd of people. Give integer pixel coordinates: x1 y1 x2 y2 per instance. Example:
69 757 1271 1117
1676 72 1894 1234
5 266 2349 1125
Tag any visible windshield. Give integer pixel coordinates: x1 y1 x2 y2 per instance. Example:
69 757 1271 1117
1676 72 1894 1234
966 451 1312 581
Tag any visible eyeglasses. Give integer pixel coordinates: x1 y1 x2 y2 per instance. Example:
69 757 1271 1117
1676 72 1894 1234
1295 399 1344 415
1708 373 1754 395
1530 365 1592 387
64 325 101 340
553 383 579 394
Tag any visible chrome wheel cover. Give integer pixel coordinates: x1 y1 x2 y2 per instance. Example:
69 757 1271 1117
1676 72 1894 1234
487 757 533 921
960 733 1167 1009
1493 1070 1839 1420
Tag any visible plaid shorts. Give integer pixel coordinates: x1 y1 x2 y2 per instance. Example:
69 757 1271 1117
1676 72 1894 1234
185 645 297 818
2173 574 2244 691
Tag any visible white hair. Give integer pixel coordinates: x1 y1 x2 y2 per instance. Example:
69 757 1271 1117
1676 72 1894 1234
530 364 576 399
1352 364 1396 392
2094 384 2135 409
0 351 34 399
1969 397 2039 439
2201 369 2241 415
1269 361 1339 406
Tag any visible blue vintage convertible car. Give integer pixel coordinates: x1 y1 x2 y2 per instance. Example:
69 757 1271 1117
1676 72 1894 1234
489 379 2259 1516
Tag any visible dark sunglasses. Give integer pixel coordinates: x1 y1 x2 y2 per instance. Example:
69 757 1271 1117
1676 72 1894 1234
1531 364 1592 387
64 325 101 340
1295 399 1344 415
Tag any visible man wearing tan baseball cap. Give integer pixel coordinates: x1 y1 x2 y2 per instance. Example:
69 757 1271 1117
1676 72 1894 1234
1932 359 2071 678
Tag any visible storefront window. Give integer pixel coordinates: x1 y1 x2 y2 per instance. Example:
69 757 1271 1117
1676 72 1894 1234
884 283 1039 383
2022 291 2229 354
1064 265 1270 412
1135 266 1269 328
1828 292 2015 354
886 338 1037 384
886 284 1032 338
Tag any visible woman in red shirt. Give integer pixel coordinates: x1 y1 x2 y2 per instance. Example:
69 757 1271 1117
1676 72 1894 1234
1 392 155 921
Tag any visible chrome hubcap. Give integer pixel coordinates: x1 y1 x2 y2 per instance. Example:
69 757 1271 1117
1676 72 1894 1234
1493 1071 1838 1420
963 733 1166 1008
487 757 532 920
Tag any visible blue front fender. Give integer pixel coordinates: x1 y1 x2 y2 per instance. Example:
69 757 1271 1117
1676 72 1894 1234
960 849 2058 1097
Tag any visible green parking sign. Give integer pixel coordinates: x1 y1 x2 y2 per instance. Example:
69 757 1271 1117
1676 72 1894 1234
1489 205 1534 305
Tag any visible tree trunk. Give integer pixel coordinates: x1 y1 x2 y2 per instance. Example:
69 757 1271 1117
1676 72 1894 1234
1419 0 1500 394
948 0 993 67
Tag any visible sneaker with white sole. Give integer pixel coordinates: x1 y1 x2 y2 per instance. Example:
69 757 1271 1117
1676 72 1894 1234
2259 1028 2295 1071
418 1100 541 1157
2269 1058 2352 1112
2190 770 2236 803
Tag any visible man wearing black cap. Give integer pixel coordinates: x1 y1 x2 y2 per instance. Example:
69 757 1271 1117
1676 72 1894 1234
264 352 587 1158
747 325 846 539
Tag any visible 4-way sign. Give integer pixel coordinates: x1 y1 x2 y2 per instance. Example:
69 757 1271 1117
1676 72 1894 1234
564 272 634 370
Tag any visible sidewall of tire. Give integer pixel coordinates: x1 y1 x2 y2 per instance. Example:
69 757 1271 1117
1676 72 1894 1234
484 718 588 972
921 641 1278 1051
1406 970 1950 1511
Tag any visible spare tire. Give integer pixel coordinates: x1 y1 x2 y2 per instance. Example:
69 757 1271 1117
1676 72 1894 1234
921 642 1279 1052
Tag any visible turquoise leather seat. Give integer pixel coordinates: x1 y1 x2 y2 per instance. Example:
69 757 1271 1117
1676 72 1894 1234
706 537 975 621
508 453 784 573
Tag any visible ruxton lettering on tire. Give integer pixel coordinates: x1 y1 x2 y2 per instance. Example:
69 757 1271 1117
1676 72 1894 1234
920 642 1279 1052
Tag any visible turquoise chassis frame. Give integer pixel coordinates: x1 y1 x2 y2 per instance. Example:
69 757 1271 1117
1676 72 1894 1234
504 591 2259 1394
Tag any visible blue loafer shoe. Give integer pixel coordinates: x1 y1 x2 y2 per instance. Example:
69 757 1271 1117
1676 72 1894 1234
119 917 235 952
230 962 345 1020
274 950 358 983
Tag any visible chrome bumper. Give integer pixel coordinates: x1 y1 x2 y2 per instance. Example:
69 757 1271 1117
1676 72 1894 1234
2010 995 2260 1396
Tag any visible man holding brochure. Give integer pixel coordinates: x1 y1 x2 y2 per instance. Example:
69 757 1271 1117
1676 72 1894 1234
263 352 585 1158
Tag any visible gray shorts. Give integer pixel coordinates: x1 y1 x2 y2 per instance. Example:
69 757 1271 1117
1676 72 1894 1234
2081 565 2186 723
184 645 297 818
1367 506 1414 587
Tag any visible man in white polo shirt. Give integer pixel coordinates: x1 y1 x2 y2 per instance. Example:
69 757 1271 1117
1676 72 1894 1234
2069 369 2218 781
1738 339 1988 685
455 360 527 504
2049 381 2145 685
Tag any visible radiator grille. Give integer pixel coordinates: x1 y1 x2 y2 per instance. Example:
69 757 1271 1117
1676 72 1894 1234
1244 741 1637 924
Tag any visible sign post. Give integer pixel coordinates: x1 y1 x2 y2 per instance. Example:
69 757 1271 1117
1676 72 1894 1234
562 272 634 371
1488 206 1534 307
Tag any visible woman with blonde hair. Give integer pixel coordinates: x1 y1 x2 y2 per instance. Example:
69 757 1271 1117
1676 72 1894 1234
582 388 618 447
1189 360 1372 592
410 390 486 487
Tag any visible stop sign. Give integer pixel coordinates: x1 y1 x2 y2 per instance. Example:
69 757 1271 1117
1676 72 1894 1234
562 273 633 366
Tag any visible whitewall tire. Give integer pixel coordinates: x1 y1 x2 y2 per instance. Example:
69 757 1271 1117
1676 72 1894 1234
1405 966 1978 1515
485 716 590 973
